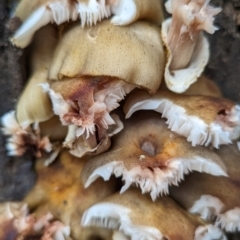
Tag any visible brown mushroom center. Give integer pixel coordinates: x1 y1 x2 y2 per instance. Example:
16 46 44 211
141 141 156 157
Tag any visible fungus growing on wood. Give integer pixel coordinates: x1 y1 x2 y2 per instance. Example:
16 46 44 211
124 89 240 148
82 188 226 240
170 143 240 233
162 0 221 93
11 0 163 48
82 111 227 200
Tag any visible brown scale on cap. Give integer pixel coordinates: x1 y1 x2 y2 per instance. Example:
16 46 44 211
82 111 226 201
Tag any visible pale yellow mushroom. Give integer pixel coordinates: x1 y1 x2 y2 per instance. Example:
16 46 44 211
12 0 164 48
170 143 240 233
124 88 240 148
16 25 57 127
23 150 116 239
43 20 164 156
82 111 227 201
162 0 221 93
82 188 226 240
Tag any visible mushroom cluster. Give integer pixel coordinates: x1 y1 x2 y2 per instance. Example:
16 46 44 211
1 0 240 239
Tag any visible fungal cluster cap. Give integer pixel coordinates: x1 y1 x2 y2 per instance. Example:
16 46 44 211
81 111 227 201
24 150 117 239
124 88 240 148
42 19 165 157
170 143 240 233
48 20 165 94
12 0 164 48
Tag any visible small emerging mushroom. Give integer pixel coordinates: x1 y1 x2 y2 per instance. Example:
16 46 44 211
82 188 226 240
82 111 227 200
170 143 240 232
24 150 116 239
162 0 221 93
44 20 165 156
12 0 163 48
124 89 240 148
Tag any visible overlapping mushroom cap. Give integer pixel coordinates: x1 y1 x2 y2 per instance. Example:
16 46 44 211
82 111 227 200
12 0 164 48
170 143 240 233
23 150 117 239
82 188 226 240
124 88 240 148
43 19 165 157
162 0 221 93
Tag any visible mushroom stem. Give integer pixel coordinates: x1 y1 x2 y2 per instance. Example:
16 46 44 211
165 0 221 70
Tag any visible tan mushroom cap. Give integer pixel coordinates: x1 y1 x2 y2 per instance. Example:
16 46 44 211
82 188 226 240
16 25 58 127
49 20 165 94
170 143 240 232
12 0 164 48
82 111 227 200
24 150 116 239
124 88 240 148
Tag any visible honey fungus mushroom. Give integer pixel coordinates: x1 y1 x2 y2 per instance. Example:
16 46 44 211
124 89 240 148
23 150 117 239
170 143 240 233
81 111 227 201
11 0 164 48
43 19 165 157
82 188 226 240
162 0 221 93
